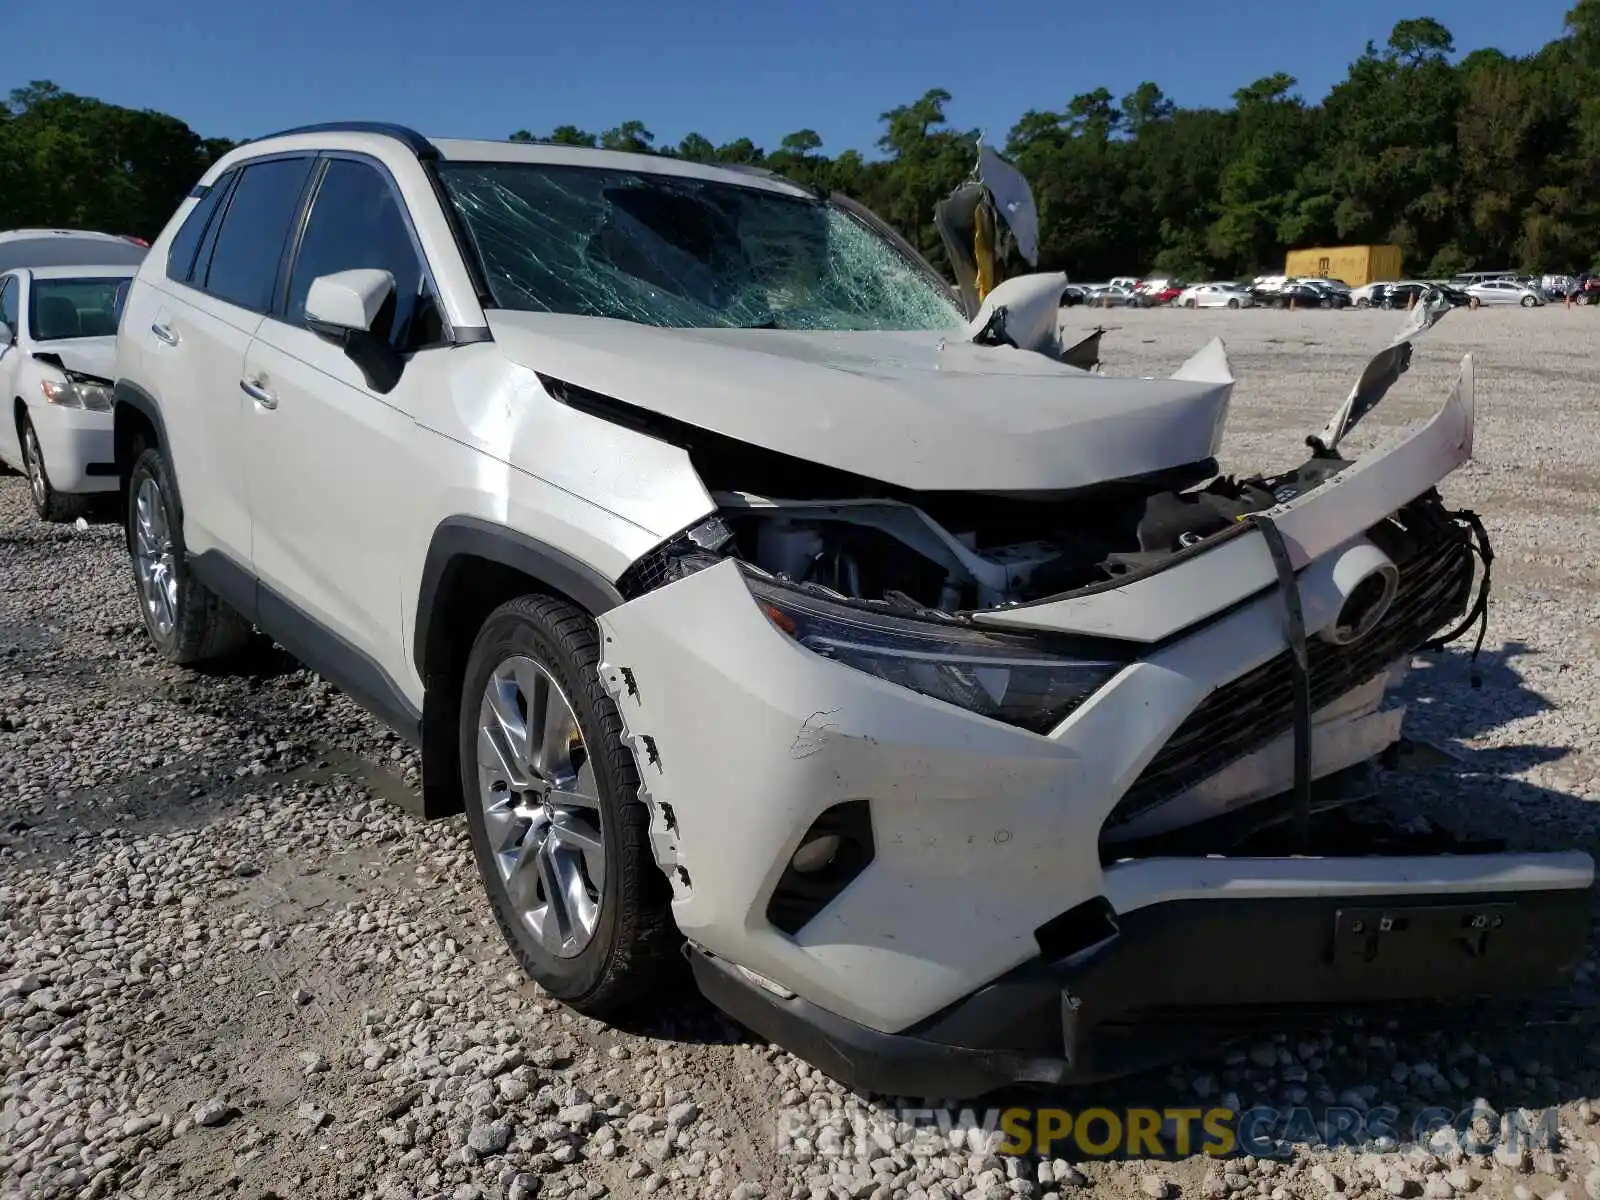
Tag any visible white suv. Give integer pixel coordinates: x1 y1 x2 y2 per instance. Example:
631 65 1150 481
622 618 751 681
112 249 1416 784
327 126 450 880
111 123 1592 1098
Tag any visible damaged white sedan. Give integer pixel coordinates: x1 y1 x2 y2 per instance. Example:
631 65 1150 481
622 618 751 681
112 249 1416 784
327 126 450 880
112 126 1592 1100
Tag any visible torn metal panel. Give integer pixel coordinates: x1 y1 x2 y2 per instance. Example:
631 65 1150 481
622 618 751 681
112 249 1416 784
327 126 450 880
975 354 1475 639
964 272 1072 357
976 142 1040 267
1317 290 1452 453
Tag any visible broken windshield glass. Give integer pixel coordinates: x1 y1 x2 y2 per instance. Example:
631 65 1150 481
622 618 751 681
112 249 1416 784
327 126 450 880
437 162 966 332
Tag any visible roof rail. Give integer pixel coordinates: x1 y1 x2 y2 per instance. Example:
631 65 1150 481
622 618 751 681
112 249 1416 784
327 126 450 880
718 162 827 199
245 122 439 160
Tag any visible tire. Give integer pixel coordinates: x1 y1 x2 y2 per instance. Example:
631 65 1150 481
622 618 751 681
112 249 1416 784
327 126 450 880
18 412 87 523
126 444 254 665
1521 295 1537 308
1226 298 1240 309
1356 298 1369 308
460 593 676 1017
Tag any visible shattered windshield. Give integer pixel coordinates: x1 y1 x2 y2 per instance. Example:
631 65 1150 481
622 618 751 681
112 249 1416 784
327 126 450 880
437 162 966 332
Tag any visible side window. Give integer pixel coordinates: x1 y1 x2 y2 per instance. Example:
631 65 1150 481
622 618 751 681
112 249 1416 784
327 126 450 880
0 277 17 333
286 158 440 350
165 172 233 284
202 157 314 313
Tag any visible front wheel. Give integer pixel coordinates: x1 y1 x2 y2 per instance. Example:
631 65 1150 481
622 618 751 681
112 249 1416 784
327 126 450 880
460 594 677 1016
1521 295 1537 307
19 413 86 523
1226 298 1240 309
126 445 254 664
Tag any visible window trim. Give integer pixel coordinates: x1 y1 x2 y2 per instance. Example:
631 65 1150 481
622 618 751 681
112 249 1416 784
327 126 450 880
274 149 454 352
186 151 318 315
165 168 237 285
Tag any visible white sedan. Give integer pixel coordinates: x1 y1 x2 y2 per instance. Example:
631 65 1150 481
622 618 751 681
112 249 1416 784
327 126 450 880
1175 283 1253 309
1464 279 1545 307
0 264 134 520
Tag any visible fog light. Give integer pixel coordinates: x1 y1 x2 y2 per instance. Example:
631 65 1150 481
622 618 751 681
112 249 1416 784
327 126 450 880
790 834 841 873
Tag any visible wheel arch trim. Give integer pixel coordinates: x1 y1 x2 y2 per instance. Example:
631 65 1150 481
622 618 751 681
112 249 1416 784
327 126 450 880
413 516 625 674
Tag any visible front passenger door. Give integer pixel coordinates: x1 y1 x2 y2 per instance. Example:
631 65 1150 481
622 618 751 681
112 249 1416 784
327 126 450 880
242 155 449 712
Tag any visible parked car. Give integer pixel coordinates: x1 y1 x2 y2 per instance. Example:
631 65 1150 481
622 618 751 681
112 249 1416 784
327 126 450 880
1132 279 1185 307
1059 284 1088 307
1295 277 1352 295
1083 283 1138 307
1349 282 1387 307
1250 280 1338 308
0 264 134 519
0 229 147 273
1175 282 1252 309
108 122 1591 1099
1576 276 1600 305
1302 281 1352 308
1464 279 1544 307
1378 282 1472 310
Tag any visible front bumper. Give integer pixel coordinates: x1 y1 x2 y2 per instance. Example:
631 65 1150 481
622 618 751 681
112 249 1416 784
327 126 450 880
692 865 1593 1098
595 355 1592 1078
30 403 115 493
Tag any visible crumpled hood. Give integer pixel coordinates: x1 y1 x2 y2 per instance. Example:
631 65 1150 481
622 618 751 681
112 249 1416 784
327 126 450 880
486 311 1234 492
33 336 116 381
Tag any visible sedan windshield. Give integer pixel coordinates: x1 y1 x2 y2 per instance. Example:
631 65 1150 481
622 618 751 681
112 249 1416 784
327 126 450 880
437 162 965 332
29 277 126 341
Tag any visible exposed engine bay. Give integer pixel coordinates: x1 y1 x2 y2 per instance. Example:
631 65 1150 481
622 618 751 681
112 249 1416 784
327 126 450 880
616 294 1449 624
701 453 1351 615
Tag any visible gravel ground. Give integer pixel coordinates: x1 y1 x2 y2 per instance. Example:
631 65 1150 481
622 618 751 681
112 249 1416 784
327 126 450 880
3 304 1600 1200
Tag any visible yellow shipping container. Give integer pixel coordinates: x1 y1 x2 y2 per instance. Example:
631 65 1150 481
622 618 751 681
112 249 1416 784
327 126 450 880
1283 244 1403 287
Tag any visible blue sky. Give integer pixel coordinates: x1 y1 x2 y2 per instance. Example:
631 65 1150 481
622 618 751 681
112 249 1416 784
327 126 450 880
2 0 1578 154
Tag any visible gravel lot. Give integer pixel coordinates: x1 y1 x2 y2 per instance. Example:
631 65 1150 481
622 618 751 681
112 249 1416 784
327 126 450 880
3 304 1600 1200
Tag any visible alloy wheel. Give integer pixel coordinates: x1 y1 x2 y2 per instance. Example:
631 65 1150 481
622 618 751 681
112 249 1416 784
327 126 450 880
476 655 606 959
133 476 178 638
22 424 45 510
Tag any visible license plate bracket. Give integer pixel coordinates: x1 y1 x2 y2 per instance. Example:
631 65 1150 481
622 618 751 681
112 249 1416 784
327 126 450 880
1333 902 1513 969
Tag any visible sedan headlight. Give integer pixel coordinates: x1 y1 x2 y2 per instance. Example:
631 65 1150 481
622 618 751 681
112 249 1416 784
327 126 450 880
744 573 1124 733
40 376 113 412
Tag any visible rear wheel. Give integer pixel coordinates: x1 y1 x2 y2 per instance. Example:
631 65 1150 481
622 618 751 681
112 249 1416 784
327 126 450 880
1521 294 1537 308
1226 298 1240 309
19 413 86 523
460 593 677 1015
126 445 254 664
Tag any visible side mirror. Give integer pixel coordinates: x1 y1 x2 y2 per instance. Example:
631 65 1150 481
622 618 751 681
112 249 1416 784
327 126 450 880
305 269 396 336
305 269 404 394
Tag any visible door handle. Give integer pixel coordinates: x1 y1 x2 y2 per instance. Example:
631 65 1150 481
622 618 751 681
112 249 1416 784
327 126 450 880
239 378 278 410
151 321 179 346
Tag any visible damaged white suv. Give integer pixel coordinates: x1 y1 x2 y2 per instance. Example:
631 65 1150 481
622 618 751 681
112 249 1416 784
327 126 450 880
111 124 1592 1098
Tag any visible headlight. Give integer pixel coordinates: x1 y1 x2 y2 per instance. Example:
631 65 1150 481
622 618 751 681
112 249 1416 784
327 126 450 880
744 573 1124 733
40 377 113 412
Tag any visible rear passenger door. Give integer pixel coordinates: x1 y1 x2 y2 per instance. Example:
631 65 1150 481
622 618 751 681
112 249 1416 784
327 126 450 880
242 154 452 712
140 155 315 570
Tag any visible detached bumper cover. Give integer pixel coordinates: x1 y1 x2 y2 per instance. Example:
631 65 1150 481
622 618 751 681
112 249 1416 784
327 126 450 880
693 865 1593 1098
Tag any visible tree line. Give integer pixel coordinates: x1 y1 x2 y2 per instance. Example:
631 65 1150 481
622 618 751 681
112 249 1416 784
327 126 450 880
4 6 1598 281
